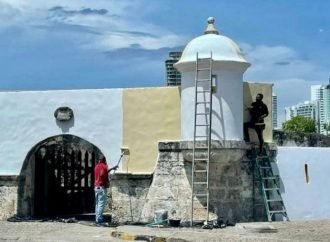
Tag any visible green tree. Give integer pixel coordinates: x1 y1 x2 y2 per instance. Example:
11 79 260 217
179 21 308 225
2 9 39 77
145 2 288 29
324 122 330 136
282 116 316 133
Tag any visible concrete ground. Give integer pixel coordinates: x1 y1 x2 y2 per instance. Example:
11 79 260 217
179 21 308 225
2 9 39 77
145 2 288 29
1 219 330 241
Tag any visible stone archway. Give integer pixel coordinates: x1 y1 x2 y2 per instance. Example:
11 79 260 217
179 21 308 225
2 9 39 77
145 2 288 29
17 134 103 217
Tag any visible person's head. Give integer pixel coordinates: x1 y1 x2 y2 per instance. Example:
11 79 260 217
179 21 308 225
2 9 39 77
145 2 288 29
256 93 263 102
98 154 106 164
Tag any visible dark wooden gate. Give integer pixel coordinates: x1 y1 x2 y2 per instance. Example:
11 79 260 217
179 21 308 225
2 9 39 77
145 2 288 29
34 136 100 217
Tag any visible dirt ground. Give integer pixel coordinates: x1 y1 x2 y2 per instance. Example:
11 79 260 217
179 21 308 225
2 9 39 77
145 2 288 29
1 219 330 241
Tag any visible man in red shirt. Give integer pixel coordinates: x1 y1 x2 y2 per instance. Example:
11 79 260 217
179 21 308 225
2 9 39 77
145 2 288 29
94 155 118 224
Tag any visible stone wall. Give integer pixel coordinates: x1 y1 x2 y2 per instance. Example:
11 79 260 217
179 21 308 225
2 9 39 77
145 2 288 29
0 176 18 220
109 173 152 223
1 140 276 222
110 141 270 223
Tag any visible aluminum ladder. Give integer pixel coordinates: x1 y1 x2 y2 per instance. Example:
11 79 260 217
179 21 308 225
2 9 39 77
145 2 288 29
191 52 214 226
255 148 289 221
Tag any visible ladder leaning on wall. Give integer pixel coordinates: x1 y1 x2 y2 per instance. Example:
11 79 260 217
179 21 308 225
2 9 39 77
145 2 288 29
191 52 214 226
255 148 289 222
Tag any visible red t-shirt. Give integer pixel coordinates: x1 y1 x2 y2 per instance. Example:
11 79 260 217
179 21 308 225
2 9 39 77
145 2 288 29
94 162 109 188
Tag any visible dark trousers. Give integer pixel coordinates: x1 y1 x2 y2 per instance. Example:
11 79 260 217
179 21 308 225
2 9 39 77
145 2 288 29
244 122 265 152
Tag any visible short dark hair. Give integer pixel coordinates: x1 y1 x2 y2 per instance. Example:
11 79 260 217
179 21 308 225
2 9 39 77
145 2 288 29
257 93 263 100
99 154 106 162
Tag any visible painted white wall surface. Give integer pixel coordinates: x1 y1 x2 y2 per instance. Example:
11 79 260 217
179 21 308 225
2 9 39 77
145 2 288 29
181 70 243 141
276 147 330 220
0 89 123 175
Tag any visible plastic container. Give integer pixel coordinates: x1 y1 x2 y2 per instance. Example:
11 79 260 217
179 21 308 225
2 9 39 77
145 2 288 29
168 219 181 227
154 209 168 224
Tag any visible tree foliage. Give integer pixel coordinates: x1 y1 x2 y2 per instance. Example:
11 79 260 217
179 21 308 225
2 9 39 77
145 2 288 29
324 122 330 136
282 116 316 133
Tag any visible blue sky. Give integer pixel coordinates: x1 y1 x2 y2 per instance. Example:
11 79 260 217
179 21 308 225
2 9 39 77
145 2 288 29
0 0 329 124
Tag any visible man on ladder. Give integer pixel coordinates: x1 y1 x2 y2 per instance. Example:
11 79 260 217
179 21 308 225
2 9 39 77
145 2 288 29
244 93 269 155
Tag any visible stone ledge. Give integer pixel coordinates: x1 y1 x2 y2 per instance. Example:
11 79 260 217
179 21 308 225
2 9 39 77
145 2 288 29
0 176 19 186
111 173 153 180
159 140 249 151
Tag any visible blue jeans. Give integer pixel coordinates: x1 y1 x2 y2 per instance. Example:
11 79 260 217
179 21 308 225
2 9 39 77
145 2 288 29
95 187 107 223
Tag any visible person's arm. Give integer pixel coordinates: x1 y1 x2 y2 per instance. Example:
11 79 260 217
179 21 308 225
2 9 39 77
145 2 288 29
259 104 269 120
108 165 119 173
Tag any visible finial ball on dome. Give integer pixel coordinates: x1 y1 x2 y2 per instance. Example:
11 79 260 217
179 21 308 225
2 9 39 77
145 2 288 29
207 17 215 24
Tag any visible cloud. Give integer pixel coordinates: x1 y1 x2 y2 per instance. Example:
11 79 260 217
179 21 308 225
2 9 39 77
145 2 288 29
49 6 108 16
243 44 326 81
241 43 327 125
0 0 187 51
97 33 185 50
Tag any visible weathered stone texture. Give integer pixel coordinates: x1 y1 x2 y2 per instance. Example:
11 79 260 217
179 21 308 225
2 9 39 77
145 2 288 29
107 141 272 223
109 174 152 223
0 176 18 220
0 187 17 220
139 140 259 223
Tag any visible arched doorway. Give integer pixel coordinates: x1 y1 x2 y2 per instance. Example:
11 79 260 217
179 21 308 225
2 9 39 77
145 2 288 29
18 134 103 217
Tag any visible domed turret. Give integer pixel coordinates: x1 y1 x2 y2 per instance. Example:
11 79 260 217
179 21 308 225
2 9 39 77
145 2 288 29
175 18 251 141
175 17 250 72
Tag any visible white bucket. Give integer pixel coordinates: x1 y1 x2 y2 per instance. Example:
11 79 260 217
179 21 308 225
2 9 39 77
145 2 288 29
154 209 168 224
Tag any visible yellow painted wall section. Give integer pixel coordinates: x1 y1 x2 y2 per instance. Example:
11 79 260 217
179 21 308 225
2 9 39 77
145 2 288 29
123 87 181 173
243 82 273 143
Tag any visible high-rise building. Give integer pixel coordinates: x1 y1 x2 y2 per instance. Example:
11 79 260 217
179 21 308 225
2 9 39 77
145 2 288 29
165 52 182 86
285 101 317 122
272 93 278 129
311 84 330 134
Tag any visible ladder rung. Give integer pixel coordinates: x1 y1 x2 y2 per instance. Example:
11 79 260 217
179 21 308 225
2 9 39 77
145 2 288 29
193 193 208 197
197 91 210 93
262 177 278 180
264 187 280 191
194 135 208 137
197 79 211 82
194 147 208 150
194 158 208 161
194 170 207 173
196 124 209 127
269 210 287 214
259 166 271 169
193 182 208 185
267 199 283 202
196 101 210 104
197 57 212 61
196 113 209 115
197 68 211 71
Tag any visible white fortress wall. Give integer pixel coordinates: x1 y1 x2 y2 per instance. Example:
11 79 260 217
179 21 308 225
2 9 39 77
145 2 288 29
0 89 123 175
277 147 330 220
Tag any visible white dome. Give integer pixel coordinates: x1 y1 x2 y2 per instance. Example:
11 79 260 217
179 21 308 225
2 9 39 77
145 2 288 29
174 18 250 72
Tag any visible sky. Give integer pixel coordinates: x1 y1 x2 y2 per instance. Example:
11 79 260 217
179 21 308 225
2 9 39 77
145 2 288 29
0 0 329 125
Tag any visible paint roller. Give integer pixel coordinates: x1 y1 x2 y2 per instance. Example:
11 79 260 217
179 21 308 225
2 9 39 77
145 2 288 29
108 147 130 173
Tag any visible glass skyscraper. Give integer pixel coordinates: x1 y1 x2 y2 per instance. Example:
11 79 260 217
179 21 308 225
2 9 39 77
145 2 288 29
165 52 182 86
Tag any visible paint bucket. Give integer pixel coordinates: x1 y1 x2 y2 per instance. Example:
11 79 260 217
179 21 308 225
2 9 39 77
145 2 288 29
154 209 168 224
168 219 181 227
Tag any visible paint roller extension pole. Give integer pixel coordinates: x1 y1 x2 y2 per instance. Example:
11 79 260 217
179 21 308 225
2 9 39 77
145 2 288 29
108 147 130 172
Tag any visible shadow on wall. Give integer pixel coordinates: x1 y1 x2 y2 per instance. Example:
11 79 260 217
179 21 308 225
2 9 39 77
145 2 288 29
212 107 225 140
56 118 74 133
16 134 103 218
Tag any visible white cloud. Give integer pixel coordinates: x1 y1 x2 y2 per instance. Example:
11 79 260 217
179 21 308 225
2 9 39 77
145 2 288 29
241 43 327 126
243 44 326 81
97 33 185 50
0 0 187 51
